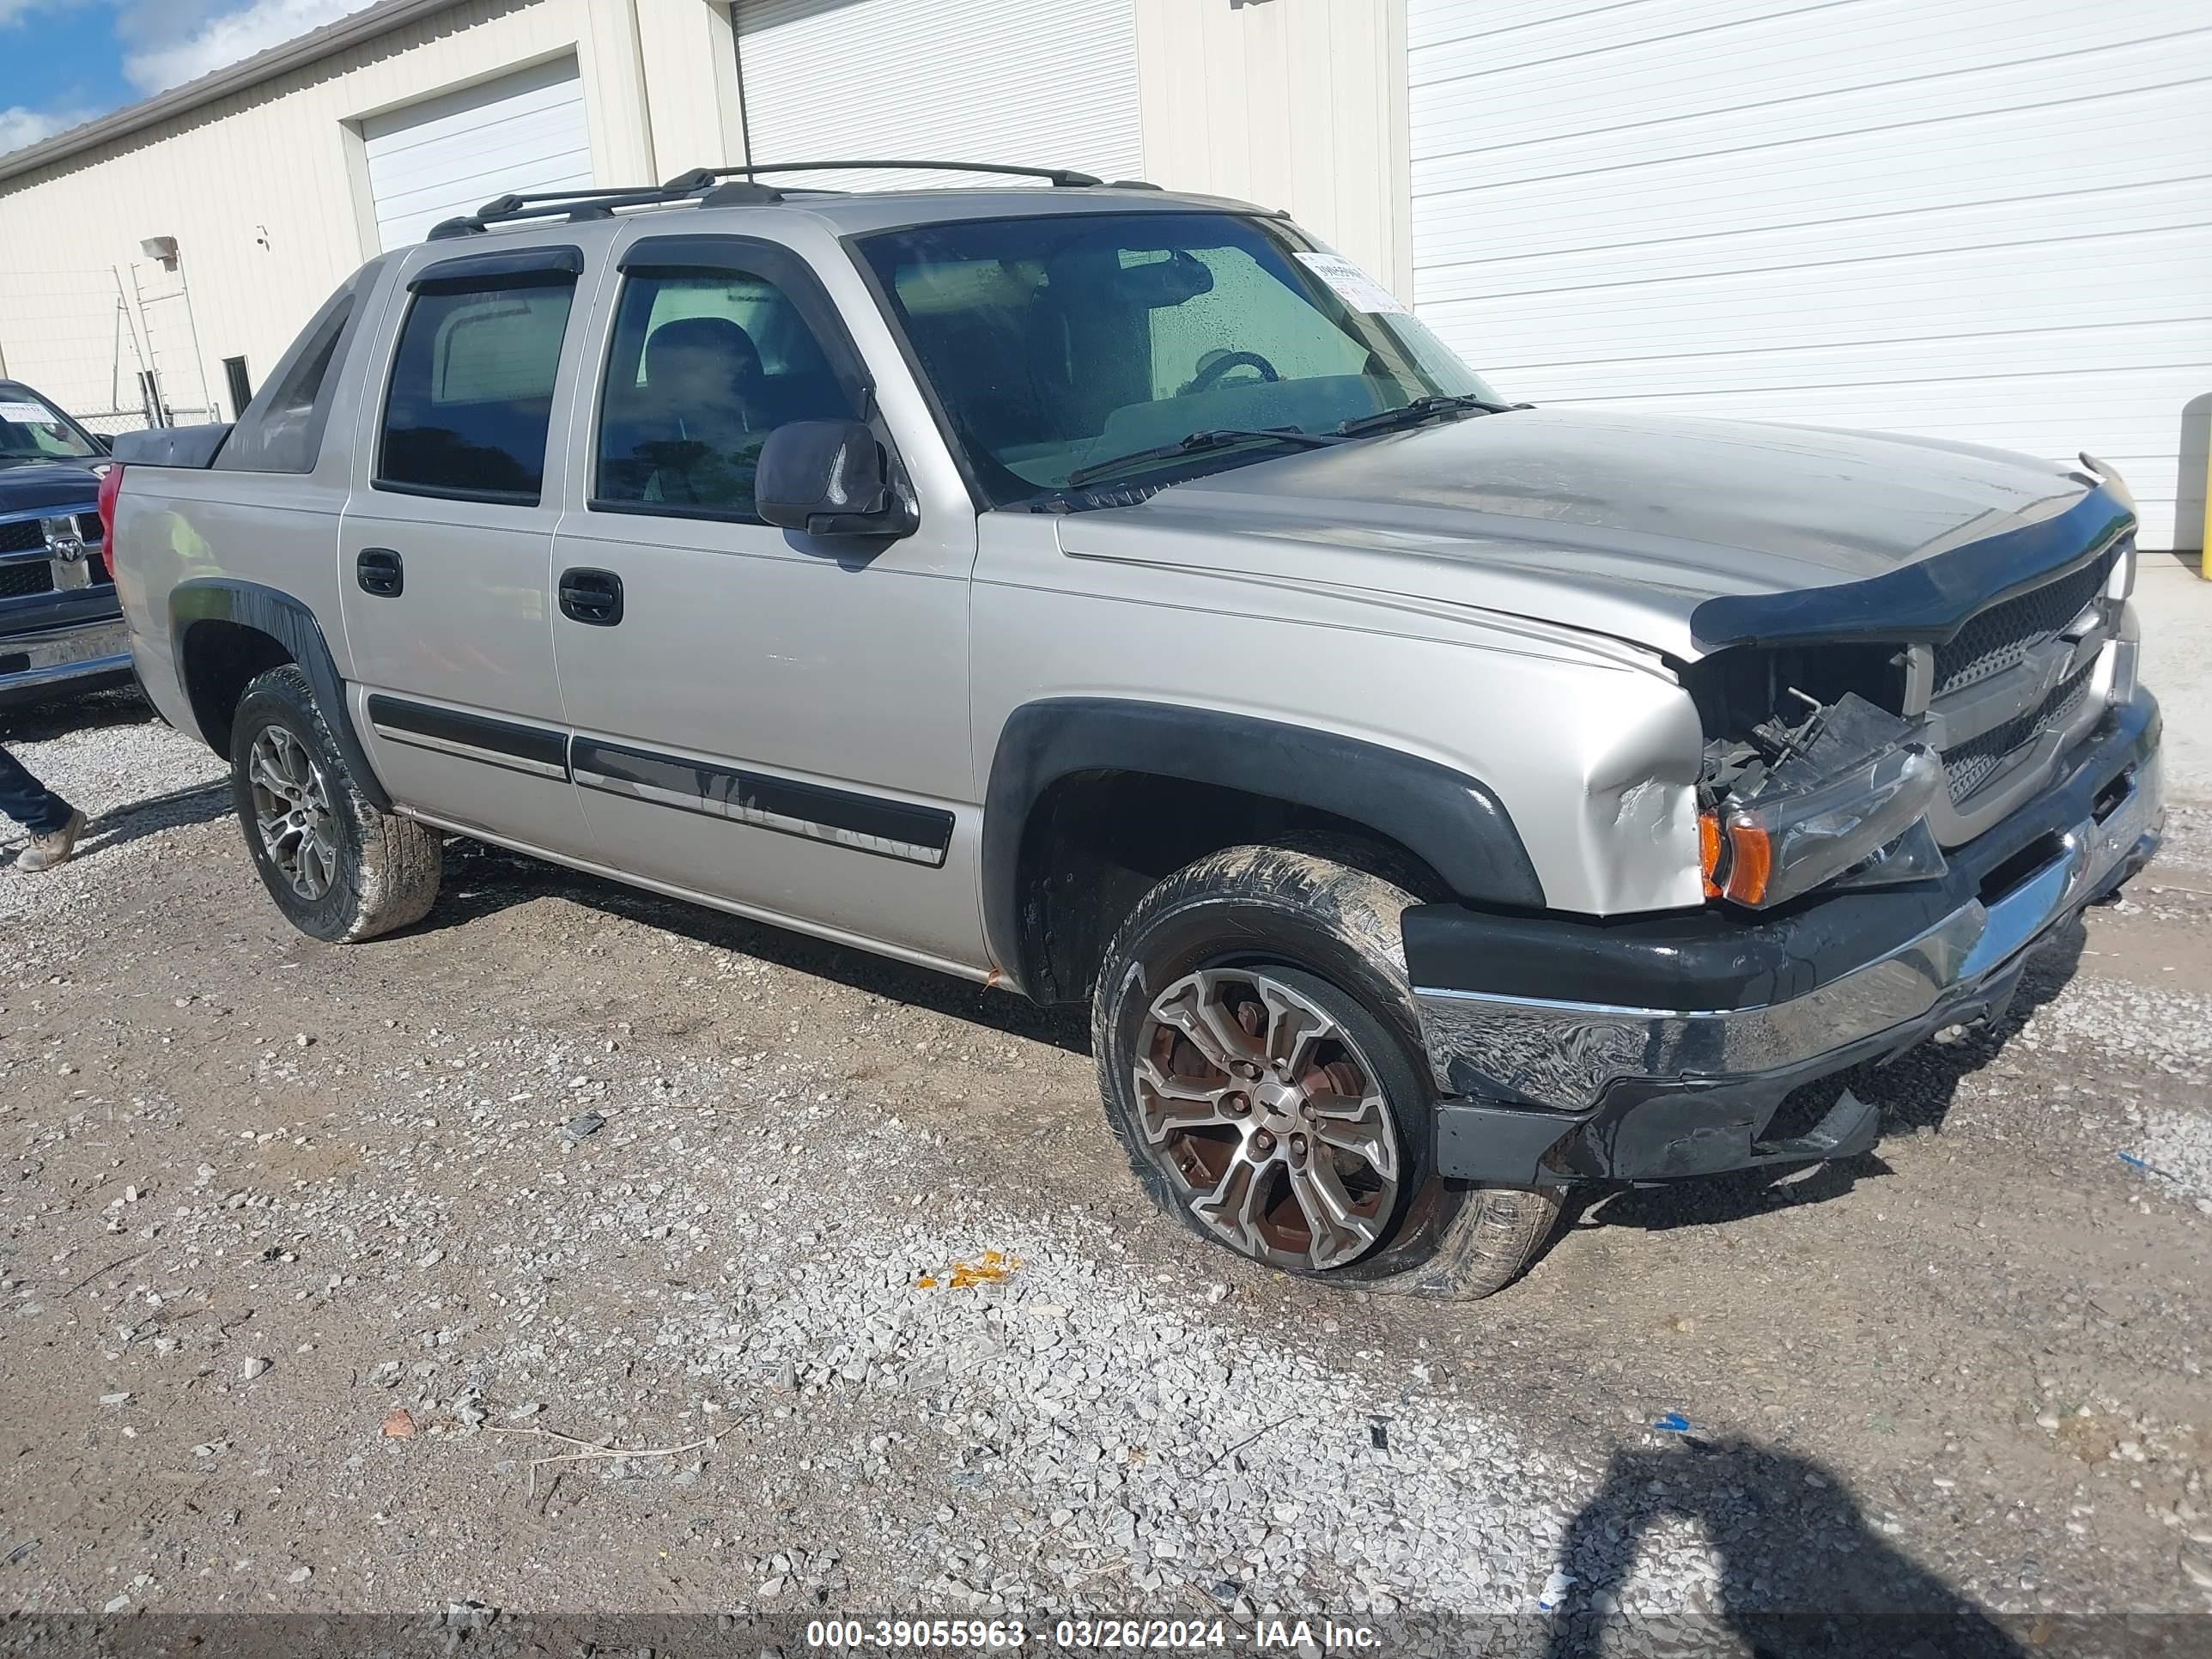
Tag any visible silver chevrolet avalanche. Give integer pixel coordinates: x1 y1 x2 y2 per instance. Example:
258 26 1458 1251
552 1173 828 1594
107 163 2163 1297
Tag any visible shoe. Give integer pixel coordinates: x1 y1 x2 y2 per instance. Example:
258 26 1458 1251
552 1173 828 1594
16 808 86 872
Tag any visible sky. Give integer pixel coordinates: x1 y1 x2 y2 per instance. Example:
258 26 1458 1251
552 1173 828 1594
0 0 374 155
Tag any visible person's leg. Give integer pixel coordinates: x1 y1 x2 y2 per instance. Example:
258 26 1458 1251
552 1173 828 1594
0 744 77 836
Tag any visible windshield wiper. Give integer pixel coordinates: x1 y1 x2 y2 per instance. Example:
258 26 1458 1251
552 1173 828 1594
1333 394 1525 440
1065 427 1339 489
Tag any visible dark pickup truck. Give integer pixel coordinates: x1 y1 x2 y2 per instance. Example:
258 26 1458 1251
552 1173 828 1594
0 380 131 709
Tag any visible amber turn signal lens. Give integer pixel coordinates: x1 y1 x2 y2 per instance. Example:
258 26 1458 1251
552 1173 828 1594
1698 811 1723 900
1722 823 1773 906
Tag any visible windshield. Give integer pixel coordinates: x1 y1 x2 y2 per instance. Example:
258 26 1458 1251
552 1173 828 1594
855 211 1498 506
0 387 100 465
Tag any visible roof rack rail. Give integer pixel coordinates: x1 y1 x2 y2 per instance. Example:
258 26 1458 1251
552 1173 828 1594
428 184 681 240
660 159 1112 191
422 159 1156 240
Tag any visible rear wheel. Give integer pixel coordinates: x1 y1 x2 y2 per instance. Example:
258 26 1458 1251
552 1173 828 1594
229 665 440 943
1091 845 1562 1296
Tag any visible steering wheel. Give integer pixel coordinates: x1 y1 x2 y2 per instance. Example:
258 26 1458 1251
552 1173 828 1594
1184 349 1280 394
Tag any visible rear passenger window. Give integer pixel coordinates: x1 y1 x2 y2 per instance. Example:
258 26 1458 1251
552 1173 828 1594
378 276 575 502
216 270 362 474
592 270 860 520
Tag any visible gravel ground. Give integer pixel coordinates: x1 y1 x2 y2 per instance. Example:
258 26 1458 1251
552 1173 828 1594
1 695 2208 1652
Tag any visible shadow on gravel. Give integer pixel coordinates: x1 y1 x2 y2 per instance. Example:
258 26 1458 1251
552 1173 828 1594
1848 918 2089 1139
1545 1437 2027 1658
1566 1152 1891 1237
3 781 228 865
422 839 1092 1054
0 684 152 743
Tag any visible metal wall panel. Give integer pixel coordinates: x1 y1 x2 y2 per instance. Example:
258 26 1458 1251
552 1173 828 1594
1408 0 2212 547
732 0 1142 194
0 0 649 430
362 57 594 251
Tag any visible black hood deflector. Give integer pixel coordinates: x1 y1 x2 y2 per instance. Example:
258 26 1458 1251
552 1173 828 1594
1690 484 2134 653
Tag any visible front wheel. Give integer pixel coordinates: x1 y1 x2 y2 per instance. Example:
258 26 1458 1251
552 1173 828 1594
229 665 441 943
1091 845 1562 1297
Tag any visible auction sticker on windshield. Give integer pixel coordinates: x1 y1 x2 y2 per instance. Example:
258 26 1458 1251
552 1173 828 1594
0 402 58 424
1294 252 1413 317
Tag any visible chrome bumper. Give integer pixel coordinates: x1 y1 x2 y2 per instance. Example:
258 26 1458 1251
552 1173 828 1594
0 617 133 700
1415 750 2164 1111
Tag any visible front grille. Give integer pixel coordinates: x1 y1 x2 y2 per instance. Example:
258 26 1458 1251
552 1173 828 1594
1943 664 2095 804
0 520 43 555
1933 549 2116 698
0 561 55 599
78 514 108 585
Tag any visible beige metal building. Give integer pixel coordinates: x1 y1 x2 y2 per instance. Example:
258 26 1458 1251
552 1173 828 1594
0 0 2203 546
0 0 1405 436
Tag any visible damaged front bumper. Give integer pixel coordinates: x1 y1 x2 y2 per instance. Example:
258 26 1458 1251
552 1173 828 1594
1409 687 2164 1184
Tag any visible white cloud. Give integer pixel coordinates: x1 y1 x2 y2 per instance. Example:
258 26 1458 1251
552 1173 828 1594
121 0 375 96
0 103 89 155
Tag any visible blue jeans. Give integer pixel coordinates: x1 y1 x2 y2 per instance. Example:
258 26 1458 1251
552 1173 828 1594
0 744 75 836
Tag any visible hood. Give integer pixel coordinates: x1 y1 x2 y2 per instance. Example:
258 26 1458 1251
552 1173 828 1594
0 459 103 514
1055 409 2124 658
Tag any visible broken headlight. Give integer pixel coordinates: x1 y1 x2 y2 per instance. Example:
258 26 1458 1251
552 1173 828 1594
1693 687 1945 908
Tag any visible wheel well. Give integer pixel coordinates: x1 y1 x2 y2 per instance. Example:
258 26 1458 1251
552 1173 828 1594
1014 770 1448 1005
179 620 295 758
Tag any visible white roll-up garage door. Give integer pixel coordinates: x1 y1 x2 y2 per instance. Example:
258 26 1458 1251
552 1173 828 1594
1408 0 2211 547
732 0 1141 194
362 57 595 252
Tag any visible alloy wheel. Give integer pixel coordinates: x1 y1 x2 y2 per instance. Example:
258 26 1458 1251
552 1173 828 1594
1132 967 1402 1270
246 725 339 902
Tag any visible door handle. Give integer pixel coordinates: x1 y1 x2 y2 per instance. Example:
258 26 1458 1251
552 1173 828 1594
559 567 623 627
356 547 404 598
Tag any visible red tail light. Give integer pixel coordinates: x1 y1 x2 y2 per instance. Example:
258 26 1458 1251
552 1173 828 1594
96 463 124 552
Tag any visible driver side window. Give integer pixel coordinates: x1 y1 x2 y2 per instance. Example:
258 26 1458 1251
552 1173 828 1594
1139 246 1370 398
592 269 859 522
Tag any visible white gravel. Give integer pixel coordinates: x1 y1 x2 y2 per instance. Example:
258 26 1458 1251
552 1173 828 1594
15 960 1730 1618
7 699 2206 1623
0 702 224 951
2015 977 2212 1083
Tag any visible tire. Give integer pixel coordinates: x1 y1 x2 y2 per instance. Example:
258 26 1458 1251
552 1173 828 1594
1091 844 1562 1297
228 665 441 943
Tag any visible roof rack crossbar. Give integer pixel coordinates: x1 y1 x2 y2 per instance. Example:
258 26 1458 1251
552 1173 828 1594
659 159 1106 191
475 185 671 216
430 187 688 239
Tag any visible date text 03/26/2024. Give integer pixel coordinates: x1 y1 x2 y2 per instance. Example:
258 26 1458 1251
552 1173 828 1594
803 1619 1386 1650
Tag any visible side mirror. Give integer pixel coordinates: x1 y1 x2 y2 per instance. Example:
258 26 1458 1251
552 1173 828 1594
756 419 917 538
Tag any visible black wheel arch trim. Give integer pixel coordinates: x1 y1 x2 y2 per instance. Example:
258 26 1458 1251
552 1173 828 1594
168 579 391 811
981 697 1544 998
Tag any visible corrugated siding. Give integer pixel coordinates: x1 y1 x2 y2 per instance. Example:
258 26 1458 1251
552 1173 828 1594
1409 0 2212 547
1133 0 1407 295
363 56 593 250
732 0 1141 194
